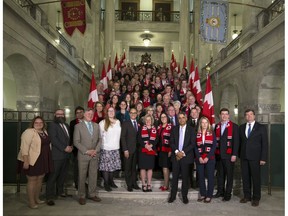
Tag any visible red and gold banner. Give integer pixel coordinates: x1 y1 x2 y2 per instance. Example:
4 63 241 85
61 0 86 36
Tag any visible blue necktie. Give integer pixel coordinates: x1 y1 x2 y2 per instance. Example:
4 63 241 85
88 122 93 135
247 123 251 138
179 127 184 151
133 120 138 132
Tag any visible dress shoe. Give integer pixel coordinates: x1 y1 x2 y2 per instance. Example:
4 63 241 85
127 187 133 192
204 197 212 203
133 185 141 190
104 184 112 192
46 200 55 206
168 197 175 203
213 192 224 198
197 197 205 202
240 197 251 203
89 196 101 202
79 198 86 205
59 193 67 198
182 197 189 204
110 182 118 188
222 196 231 201
251 200 259 207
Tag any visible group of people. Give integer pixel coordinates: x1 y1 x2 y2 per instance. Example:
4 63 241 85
17 63 267 208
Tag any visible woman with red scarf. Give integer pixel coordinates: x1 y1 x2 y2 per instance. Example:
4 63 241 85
195 116 216 203
137 114 158 192
92 102 105 123
157 113 172 191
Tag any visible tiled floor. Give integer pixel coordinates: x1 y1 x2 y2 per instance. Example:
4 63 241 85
3 188 284 216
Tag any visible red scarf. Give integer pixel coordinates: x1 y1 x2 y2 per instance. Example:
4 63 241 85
196 131 215 159
215 121 233 155
141 125 157 155
143 97 151 108
157 123 172 152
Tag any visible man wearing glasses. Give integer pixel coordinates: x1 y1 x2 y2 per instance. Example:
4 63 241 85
120 107 141 192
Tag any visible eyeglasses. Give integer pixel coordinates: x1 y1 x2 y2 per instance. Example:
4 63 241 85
76 111 83 114
130 112 137 114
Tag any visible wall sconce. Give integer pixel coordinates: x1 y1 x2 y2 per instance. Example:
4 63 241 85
234 104 238 115
143 35 151 47
232 14 238 40
56 10 61 31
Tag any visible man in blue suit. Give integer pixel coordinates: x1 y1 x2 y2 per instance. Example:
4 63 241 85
168 112 196 204
239 109 268 207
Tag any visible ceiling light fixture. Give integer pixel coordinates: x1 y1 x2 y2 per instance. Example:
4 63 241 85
232 14 238 40
143 35 151 47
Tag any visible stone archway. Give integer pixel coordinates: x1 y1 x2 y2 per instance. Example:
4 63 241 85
258 60 284 113
58 81 75 123
219 84 239 123
4 54 40 111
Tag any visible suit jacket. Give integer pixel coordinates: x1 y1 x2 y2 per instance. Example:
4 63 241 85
239 122 268 161
187 118 199 132
168 115 179 126
48 121 70 160
73 121 101 161
120 120 138 154
170 124 196 164
216 122 239 159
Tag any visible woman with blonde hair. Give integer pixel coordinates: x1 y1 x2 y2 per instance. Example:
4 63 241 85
195 116 216 203
137 114 158 192
99 107 122 191
17 116 53 209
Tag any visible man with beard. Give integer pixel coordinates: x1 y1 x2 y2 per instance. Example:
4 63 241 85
46 109 73 206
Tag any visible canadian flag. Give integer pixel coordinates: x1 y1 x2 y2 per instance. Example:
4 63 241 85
114 53 119 71
183 54 187 69
107 58 112 81
88 72 98 108
189 59 203 106
100 62 108 90
170 52 177 72
119 52 126 68
202 73 215 126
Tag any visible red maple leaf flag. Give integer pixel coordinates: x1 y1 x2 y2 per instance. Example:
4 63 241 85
119 52 126 68
183 54 187 69
114 53 118 71
189 59 203 106
100 62 108 90
202 73 215 126
87 72 98 108
170 52 176 72
107 58 112 81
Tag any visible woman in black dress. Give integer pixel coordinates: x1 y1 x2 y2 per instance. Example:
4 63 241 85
138 114 158 192
157 113 172 191
17 116 53 209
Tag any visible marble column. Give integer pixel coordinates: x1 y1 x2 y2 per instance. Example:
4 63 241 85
179 0 190 66
104 0 115 59
192 0 200 63
92 0 101 78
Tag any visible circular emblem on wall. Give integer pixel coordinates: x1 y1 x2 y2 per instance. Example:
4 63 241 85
206 17 220 27
68 7 81 20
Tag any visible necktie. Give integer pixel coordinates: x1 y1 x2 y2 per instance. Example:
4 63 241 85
133 120 138 131
88 122 93 135
60 124 69 137
248 123 251 138
179 127 184 151
170 117 174 126
221 123 226 136
192 119 195 126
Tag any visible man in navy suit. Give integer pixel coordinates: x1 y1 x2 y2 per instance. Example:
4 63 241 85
167 105 179 126
239 109 268 207
46 109 73 206
121 107 140 192
168 112 196 204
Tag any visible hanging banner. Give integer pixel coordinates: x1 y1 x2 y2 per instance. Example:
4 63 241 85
200 0 228 44
61 0 86 36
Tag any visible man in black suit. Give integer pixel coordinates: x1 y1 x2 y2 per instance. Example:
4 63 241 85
213 108 239 201
239 109 268 207
69 106 84 190
168 112 196 204
46 109 73 206
167 105 179 126
120 108 140 192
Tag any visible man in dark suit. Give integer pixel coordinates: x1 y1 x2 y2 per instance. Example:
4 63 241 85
46 109 73 206
167 105 179 126
239 109 268 207
187 107 200 188
213 108 239 201
74 108 102 205
168 112 196 204
69 106 84 190
120 107 140 192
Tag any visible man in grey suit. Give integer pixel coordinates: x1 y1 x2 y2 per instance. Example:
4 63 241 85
74 108 102 205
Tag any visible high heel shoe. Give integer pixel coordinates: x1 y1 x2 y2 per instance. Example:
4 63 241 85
36 200 45 204
147 185 152 192
142 185 147 192
204 197 212 203
197 196 205 202
28 204 38 209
